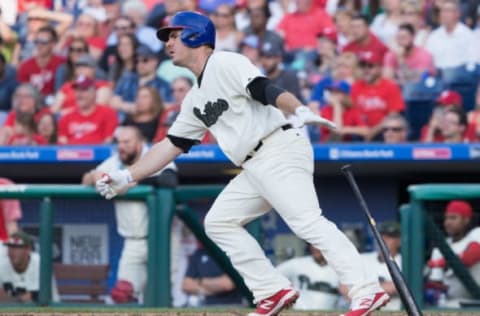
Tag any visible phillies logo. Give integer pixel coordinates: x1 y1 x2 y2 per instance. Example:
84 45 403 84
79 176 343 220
193 98 229 127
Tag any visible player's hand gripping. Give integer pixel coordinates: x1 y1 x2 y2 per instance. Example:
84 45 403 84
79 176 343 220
295 106 337 130
95 169 132 200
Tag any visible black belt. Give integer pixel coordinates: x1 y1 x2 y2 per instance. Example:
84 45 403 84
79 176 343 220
244 124 293 163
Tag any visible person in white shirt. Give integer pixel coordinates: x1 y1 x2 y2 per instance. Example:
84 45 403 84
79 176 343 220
82 125 178 304
427 200 480 308
277 244 341 310
425 0 476 69
370 0 403 49
96 11 389 316
360 222 402 311
0 231 59 303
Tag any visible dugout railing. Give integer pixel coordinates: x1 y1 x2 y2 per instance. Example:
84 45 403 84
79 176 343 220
0 184 258 307
402 184 480 308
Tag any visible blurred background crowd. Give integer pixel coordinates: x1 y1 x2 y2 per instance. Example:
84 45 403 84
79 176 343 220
0 0 479 146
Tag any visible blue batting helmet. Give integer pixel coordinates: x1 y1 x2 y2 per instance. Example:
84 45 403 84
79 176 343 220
156 11 216 49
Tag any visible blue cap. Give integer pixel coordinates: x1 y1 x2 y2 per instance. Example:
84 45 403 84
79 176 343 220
326 80 350 94
136 45 158 58
241 35 259 49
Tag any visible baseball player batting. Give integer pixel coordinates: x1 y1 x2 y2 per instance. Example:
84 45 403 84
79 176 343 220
96 11 389 316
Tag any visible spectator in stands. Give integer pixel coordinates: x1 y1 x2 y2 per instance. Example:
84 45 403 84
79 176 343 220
98 15 136 75
400 0 431 47
351 53 405 141
55 38 88 91
342 14 389 62
81 0 111 25
0 178 22 242
122 86 163 142
311 27 338 78
370 0 403 49
259 37 302 101
333 8 353 50
425 0 476 70
58 13 106 60
276 0 335 55
108 33 139 86
0 84 47 145
106 0 161 53
277 244 341 310
239 35 261 67
51 54 112 116
0 52 18 124
6 112 46 145
0 231 59 303
242 1 284 51
154 76 193 142
309 52 359 110
17 25 65 101
466 85 480 142
82 125 177 303
427 200 480 308
111 44 171 120
212 3 243 53
383 23 435 86
440 106 468 143
0 9 17 63
319 80 367 142
58 75 118 144
381 114 408 144
13 7 72 65
361 221 402 310
421 90 463 143
183 244 244 307
36 111 57 144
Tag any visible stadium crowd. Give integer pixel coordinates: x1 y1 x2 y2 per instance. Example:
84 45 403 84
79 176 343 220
0 0 480 310
0 0 479 146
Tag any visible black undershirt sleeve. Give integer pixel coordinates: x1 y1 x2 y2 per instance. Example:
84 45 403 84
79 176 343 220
247 77 286 106
167 134 200 153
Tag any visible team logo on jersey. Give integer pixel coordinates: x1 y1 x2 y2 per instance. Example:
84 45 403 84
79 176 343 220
193 98 229 127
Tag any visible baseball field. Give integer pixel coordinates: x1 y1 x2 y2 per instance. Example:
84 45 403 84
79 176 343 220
0 307 478 316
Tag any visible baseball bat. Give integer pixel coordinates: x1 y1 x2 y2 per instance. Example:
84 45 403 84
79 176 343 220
341 164 423 316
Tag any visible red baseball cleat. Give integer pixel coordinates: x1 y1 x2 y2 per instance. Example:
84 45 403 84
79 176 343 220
343 291 390 316
248 288 299 316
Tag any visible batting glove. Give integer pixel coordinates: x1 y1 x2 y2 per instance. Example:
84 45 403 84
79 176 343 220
95 169 132 200
294 106 337 129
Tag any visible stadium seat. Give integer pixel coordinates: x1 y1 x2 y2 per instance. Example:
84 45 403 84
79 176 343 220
402 77 444 141
53 263 110 303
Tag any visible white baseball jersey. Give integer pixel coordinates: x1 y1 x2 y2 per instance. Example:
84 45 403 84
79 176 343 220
361 252 402 310
96 144 177 238
0 252 59 302
429 227 480 304
168 51 288 166
277 256 340 310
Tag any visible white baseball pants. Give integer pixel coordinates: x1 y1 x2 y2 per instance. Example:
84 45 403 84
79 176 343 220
117 238 147 297
204 127 381 303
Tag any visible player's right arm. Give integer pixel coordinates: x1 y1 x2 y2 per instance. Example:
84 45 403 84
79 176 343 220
96 138 183 199
129 138 183 182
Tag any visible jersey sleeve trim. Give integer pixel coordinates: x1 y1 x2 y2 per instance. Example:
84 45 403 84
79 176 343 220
247 76 285 106
167 134 200 153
